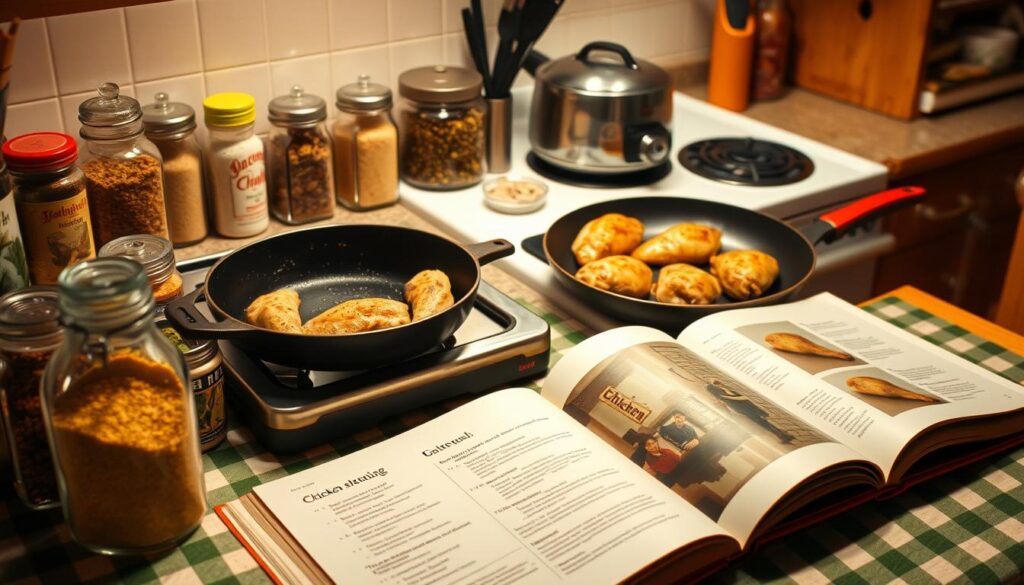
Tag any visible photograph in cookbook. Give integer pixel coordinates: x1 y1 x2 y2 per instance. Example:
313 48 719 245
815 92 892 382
561 341 830 521
736 321 867 374
822 367 947 416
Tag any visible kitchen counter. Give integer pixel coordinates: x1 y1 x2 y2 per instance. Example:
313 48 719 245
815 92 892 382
678 82 1024 180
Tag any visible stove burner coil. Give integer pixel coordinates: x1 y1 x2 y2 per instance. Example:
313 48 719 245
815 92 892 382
678 138 814 186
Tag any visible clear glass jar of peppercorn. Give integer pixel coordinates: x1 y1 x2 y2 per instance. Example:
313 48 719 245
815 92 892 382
398 65 486 190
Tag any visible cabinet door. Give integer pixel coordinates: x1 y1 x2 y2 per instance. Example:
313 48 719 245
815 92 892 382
874 231 967 302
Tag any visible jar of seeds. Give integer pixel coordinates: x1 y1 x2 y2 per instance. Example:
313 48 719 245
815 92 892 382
97 234 183 310
267 85 334 224
398 65 485 190
78 83 170 248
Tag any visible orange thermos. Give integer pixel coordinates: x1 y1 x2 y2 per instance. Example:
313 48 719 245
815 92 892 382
708 0 755 112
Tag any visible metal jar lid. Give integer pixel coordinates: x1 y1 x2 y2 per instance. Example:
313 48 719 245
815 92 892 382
142 92 196 138
0 286 63 342
336 75 392 112
97 234 176 286
398 65 482 104
540 42 670 97
78 82 144 139
158 319 219 370
268 85 327 126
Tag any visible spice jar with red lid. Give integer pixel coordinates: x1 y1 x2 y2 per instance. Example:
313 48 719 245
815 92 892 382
3 132 96 285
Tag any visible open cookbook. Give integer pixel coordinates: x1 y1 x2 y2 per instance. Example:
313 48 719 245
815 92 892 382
217 293 1024 585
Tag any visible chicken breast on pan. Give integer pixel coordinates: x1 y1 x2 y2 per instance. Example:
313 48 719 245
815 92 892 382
631 223 722 266
245 289 302 333
575 255 653 299
571 213 645 266
709 250 780 301
303 298 411 335
652 263 722 305
405 270 455 321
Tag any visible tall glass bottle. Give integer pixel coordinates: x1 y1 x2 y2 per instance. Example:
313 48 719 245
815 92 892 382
40 258 205 555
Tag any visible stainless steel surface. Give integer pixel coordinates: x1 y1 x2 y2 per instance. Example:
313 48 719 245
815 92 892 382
398 65 483 104
486 96 512 173
267 85 327 125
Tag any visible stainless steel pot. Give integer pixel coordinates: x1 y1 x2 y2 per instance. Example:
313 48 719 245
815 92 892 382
525 41 673 174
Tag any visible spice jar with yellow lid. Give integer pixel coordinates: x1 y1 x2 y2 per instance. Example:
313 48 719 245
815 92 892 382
203 92 268 238
40 258 205 555
98 234 183 309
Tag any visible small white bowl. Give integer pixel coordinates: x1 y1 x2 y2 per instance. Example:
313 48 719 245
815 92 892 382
962 26 1020 71
482 176 548 214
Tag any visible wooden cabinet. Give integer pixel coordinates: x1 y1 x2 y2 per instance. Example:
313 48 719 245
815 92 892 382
874 145 1024 317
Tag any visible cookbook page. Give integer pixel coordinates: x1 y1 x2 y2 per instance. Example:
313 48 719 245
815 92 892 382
250 387 734 585
541 327 874 545
676 293 1024 476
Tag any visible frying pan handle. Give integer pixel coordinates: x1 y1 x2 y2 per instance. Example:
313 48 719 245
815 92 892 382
802 186 927 245
164 286 257 339
466 239 516 265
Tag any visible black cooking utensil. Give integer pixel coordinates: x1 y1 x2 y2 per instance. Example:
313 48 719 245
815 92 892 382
542 187 926 331
471 0 490 93
165 225 514 371
461 7 491 95
493 0 526 98
496 0 564 94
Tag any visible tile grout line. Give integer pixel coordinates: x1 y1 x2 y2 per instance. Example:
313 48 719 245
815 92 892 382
40 18 66 133
192 0 209 101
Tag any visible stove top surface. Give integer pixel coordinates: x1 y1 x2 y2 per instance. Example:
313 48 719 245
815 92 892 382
677 137 815 187
525 152 672 188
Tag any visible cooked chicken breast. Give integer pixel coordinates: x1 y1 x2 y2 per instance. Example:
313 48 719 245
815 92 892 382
631 223 722 266
846 376 940 403
571 213 645 266
575 255 653 299
405 269 454 321
245 289 302 333
709 250 780 301
764 332 853 360
303 298 411 335
652 263 722 305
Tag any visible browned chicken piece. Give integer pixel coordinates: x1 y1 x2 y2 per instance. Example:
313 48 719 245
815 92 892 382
631 223 722 266
571 213 645 266
303 298 411 335
709 250 780 300
764 332 854 360
652 263 722 305
575 255 653 299
245 289 302 333
405 269 454 321
846 376 940 403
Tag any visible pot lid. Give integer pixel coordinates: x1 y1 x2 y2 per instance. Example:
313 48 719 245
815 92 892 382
268 85 327 125
399 65 481 103
336 75 392 111
142 92 196 137
539 41 669 96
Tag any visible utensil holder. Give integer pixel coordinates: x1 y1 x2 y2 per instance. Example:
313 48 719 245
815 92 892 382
486 96 511 173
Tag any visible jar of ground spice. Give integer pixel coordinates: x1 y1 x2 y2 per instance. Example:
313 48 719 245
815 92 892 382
3 132 96 285
98 234 183 310
333 75 399 210
267 85 335 224
0 286 63 510
399 65 486 190
78 83 170 248
204 93 269 238
40 258 205 555
142 93 208 247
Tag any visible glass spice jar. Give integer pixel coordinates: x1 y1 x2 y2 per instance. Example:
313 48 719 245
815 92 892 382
333 75 399 210
267 85 335 224
142 93 208 247
398 65 486 190
0 286 63 510
3 132 96 285
203 93 269 238
0 154 31 294
97 234 183 311
158 319 226 453
78 83 171 248
40 258 205 555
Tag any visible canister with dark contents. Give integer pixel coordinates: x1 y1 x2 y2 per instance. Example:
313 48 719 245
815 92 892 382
98 234 183 309
158 320 226 452
0 286 64 510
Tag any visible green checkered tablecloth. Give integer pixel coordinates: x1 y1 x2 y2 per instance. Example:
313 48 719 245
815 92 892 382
2 295 1022 585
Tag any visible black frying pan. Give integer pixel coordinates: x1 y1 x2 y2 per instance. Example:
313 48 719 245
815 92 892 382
165 225 514 370
543 187 926 331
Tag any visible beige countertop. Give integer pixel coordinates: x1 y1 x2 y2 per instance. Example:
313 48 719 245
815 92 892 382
679 83 1024 180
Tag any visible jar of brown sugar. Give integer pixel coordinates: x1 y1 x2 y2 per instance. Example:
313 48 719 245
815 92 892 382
0 286 63 510
333 75 399 210
98 234 183 310
40 258 205 555
142 93 208 247
267 85 335 224
398 65 486 190
78 83 170 248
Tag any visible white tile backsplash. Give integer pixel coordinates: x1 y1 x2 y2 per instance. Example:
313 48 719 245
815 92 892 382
7 0 711 138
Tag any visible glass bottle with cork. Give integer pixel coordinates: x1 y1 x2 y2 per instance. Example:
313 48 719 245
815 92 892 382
141 93 208 247
97 234 183 310
267 85 335 224
203 93 269 238
3 132 95 285
78 83 170 248
333 75 399 210
40 258 205 555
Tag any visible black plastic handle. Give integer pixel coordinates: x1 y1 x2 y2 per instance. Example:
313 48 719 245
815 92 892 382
575 41 639 70
465 239 515 265
164 286 257 339
523 50 550 76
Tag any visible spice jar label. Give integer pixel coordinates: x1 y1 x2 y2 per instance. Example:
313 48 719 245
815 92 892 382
16 189 95 284
0 195 30 293
228 151 267 224
192 366 226 450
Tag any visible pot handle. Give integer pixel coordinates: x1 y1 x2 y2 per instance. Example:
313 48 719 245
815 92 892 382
575 41 639 70
164 285 258 339
523 50 550 76
465 239 516 265
801 186 926 245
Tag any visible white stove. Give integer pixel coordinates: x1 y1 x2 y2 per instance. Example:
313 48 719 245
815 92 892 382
401 86 889 331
